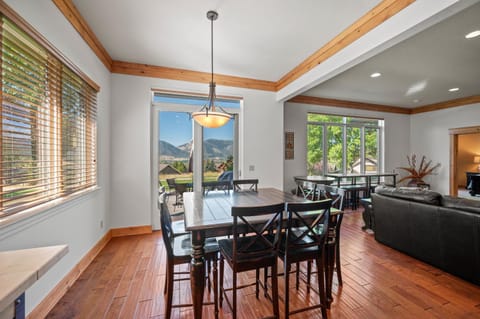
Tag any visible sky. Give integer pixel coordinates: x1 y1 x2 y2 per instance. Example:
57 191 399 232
158 112 234 146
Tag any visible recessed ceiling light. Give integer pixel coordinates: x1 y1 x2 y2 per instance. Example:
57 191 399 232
448 87 460 92
370 72 381 78
465 30 480 39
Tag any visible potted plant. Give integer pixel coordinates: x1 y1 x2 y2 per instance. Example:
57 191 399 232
397 154 441 187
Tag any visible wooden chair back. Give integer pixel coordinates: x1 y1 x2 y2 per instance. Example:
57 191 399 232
284 199 332 256
231 202 284 264
232 179 259 192
323 185 345 211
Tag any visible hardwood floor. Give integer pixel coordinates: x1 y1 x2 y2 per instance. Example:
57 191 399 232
46 210 480 319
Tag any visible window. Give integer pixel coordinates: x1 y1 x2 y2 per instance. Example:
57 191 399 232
152 92 240 193
1 14 98 218
307 114 383 175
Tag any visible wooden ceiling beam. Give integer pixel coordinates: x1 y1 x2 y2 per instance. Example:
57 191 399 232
111 61 277 91
52 0 113 70
275 0 416 91
52 0 480 115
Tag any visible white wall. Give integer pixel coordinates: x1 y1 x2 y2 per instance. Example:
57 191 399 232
110 74 283 228
410 103 480 194
0 0 111 315
284 102 410 192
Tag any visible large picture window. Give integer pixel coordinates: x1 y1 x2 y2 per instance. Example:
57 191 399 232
307 114 383 175
0 14 98 218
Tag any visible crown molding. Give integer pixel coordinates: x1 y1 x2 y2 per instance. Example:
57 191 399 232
410 95 480 114
52 0 112 70
288 95 411 114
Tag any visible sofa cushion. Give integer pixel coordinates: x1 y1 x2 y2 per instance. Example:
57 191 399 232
441 196 480 215
374 185 442 205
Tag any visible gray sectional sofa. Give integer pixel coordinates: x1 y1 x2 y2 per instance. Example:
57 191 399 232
371 185 480 286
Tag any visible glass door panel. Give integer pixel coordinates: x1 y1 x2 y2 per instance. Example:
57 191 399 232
158 111 193 190
203 118 235 182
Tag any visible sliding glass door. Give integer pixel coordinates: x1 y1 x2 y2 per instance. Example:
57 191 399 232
151 92 240 229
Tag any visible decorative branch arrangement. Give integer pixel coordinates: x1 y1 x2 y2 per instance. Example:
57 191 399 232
397 154 441 185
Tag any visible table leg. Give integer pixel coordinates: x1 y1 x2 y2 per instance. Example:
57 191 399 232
191 230 206 319
325 243 335 307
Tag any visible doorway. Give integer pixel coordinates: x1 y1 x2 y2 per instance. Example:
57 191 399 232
449 126 480 196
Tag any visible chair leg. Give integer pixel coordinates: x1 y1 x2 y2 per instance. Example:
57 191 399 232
255 268 260 299
335 241 343 286
219 256 224 307
316 257 328 319
165 261 174 319
295 261 300 290
271 264 279 319
207 259 212 292
307 260 312 293
284 261 290 318
163 265 168 295
213 256 219 319
263 266 269 297
232 272 237 319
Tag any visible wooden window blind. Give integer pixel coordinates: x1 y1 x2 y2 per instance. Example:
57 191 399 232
0 15 97 217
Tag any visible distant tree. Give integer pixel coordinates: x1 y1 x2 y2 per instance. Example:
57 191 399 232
225 155 234 171
172 161 187 173
205 159 217 172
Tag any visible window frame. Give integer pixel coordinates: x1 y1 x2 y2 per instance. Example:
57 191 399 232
151 91 242 230
0 3 99 225
307 113 384 175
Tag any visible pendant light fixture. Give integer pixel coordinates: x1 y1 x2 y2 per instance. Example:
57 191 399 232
191 10 231 128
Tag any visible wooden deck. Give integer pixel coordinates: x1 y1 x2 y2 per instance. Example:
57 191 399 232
46 209 480 318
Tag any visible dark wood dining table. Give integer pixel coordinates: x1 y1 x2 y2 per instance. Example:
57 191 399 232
183 187 336 318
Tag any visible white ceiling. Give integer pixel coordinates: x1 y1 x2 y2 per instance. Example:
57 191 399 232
72 0 480 108
303 1 480 107
72 0 381 81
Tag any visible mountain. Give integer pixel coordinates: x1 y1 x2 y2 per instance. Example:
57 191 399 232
159 139 232 159
204 139 233 158
158 140 189 158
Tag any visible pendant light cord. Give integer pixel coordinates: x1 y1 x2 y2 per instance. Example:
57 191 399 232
211 16 214 84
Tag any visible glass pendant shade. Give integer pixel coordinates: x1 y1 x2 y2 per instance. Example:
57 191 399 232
192 108 231 128
192 10 231 129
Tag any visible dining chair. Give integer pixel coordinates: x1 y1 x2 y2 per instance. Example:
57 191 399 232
303 186 345 293
218 202 285 319
232 178 259 192
280 199 332 318
159 193 219 319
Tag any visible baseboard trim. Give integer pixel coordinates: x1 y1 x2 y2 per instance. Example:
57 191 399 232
111 225 152 237
27 229 112 319
27 225 152 318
